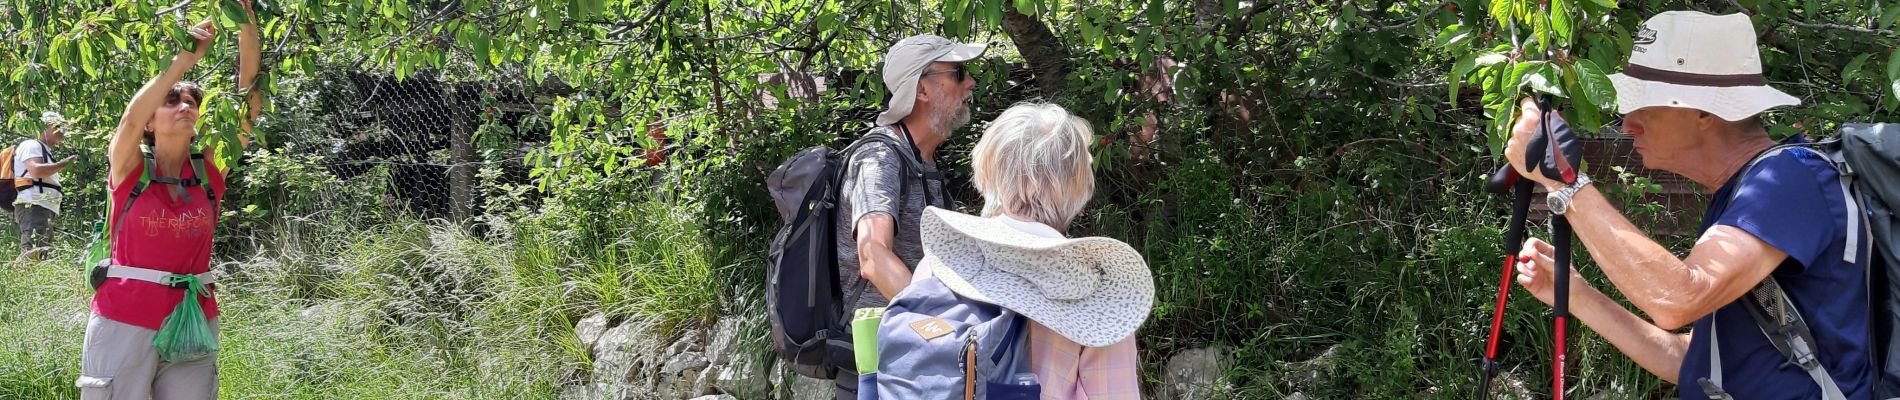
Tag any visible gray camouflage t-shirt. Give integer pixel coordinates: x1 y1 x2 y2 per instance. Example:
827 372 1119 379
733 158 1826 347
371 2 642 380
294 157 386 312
835 125 951 312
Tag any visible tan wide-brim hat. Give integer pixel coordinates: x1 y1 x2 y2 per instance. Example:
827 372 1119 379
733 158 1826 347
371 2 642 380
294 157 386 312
918 207 1153 347
1608 11 1800 121
876 35 987 126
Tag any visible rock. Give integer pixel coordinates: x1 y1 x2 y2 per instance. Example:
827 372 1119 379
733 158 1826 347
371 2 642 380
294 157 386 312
662 352 709 375
703 316 744 366
575 313 610 349
1281 344 1340 386
591 318 670 399
662 351 711 397
785 373 835 400
1285 393 1309 400
1580 381 1635 400
1156 345 1233 400
557 384 597 400
699 315 759 398
668 334 700 356
1491 370 1536 400
688 396 735 400
710 349 772 399
299 303 334 320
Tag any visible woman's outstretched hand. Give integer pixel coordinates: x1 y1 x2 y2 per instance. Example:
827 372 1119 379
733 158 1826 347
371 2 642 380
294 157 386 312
185 19 216 59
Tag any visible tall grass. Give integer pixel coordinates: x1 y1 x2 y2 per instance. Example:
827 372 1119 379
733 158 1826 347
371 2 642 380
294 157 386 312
0 187 735 399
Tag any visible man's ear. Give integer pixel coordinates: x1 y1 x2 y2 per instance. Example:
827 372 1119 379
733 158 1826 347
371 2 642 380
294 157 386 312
914 79 932 104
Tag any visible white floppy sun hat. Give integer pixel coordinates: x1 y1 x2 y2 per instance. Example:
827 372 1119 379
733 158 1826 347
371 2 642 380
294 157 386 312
1608 11 1801 121
917 207 1154 347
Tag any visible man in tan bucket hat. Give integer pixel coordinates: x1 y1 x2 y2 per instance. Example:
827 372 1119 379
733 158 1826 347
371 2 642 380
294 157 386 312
830 34 986 399
1506 11 1874 399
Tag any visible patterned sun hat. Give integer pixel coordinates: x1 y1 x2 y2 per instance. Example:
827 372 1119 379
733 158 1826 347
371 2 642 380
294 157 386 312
917 207 1154 347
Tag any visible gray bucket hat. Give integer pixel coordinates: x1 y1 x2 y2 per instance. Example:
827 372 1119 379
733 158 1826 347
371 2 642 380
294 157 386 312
876 35 987 126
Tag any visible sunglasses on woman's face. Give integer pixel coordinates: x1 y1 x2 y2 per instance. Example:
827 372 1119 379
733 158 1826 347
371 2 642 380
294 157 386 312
922 63 970 82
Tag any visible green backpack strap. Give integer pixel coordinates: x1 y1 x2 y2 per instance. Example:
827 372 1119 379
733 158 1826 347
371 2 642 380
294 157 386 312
188 151 216 203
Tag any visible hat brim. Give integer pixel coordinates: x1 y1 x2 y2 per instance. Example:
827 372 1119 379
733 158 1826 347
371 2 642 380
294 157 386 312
920 207 1154 348
935 43 988 63
876 43 988 126
1609 73 1800 121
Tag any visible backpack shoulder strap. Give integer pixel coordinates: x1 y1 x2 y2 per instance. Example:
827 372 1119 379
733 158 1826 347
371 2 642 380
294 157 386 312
1711 143 1861 400
189 150 216 203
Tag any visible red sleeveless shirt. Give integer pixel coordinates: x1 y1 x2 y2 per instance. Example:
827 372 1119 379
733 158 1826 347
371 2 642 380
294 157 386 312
91 159 224 331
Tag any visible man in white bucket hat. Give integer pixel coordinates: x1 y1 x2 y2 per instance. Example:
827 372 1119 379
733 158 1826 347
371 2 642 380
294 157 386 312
830 34 986 399
1506 11 1873 399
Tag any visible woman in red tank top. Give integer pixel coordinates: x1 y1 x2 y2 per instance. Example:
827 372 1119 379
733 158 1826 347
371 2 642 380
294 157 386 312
75 3 262 399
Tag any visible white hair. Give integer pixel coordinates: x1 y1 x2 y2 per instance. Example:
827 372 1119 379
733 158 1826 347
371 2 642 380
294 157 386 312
971 102 1095 231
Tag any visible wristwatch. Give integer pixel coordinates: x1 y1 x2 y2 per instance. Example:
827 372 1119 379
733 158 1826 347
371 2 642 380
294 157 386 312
1546 174 1592 216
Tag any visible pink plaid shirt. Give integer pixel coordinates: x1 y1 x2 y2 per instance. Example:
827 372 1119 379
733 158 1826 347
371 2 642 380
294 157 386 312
1028 321 1142 399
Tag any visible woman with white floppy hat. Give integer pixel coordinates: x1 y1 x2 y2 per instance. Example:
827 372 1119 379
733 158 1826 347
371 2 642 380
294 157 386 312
914 102 1149 399
1507 11 1876 399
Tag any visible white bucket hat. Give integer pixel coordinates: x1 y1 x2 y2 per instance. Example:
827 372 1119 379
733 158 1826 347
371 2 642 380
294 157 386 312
918 207 1154 347
1608 11 1800 121
876 35 987 126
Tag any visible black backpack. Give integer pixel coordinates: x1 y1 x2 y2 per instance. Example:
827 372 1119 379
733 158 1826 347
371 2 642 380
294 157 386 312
1698 123 1899 400
764 131 919 379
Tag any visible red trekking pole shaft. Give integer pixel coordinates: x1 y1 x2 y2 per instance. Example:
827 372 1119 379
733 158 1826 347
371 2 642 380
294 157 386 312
1478 166 1536 399
1552 215 1573 400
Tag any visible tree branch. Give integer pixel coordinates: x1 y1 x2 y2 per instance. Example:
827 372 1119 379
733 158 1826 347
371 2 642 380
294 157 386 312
1723 0 1898 38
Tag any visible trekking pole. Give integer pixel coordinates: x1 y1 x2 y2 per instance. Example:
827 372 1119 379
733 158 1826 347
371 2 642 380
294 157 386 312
1534 96 1579 400
1478 164 1536 400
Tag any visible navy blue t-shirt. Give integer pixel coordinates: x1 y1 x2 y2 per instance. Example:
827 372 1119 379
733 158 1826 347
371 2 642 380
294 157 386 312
1678 139 1874 399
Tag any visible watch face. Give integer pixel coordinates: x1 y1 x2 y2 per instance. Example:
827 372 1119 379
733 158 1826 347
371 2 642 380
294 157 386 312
1547 193 1567 215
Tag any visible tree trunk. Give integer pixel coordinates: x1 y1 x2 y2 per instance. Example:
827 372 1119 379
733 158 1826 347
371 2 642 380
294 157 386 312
1001 8 1071 97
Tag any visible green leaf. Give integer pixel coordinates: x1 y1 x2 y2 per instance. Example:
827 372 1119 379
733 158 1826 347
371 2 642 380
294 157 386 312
1146 0 1164 25
1884 4 1900 29
473 32 492 67
586 0 604 17
220 0 250 27
1523 64 1561 96
1550 0 1572 47
1574 59 1616 111
1450 53 1481 103
79 42 97 78
1474 52 1509 67
1844 52 1873 86
1586 0 1617 8
169 23 196 53
1436 23 1473 51
1888 50 1900 103
1488 0 1512 27
1015 0 1036 15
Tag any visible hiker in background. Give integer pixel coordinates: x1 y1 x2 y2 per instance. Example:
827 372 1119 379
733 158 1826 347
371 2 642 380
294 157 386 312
1508 11 1872 399
77 0 261 397
831 34 984 399
13 111 77 261
916 102 1149 399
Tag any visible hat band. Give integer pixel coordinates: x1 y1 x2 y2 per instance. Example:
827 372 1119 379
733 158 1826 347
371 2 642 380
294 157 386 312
1622 64 1765 87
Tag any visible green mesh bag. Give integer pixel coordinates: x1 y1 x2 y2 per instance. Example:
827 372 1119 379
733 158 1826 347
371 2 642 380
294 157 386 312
152 274 217 363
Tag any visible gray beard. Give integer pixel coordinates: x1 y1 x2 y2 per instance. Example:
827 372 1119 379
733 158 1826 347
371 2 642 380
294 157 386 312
931 101 971 136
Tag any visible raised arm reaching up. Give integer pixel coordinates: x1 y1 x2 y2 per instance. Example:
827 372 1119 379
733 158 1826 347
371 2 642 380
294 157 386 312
235 0 260 153
110 19 214 188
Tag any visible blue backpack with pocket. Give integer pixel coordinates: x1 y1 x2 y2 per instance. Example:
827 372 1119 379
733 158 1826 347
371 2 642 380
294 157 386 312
872 272 1040 400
